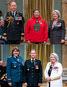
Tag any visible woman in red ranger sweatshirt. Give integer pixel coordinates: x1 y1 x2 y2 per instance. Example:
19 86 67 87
25 9 48 44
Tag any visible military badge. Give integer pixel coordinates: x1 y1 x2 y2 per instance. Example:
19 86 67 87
35 62 37 64
35 65 39 69
34 24 40 31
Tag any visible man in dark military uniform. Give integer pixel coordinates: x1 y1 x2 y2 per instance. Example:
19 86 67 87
0 19 7 44
5 1 24 44
0 61 3 86
0 10 3 20
24 49 42 87
0 62 10 87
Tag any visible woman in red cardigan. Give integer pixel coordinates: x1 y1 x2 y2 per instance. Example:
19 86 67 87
25 9 48 44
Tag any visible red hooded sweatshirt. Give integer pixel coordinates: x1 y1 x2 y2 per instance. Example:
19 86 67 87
25 16 48 42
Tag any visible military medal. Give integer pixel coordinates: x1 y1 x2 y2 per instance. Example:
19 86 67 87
39 19 42 24
15 12 22 25
56 23 61 27
53 66 58 70
35 65 39 69
15 16 19 24
36 62 37 64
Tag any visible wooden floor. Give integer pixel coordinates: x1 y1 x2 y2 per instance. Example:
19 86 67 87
23 85 67 87
41 86 67 87
22 86 67 87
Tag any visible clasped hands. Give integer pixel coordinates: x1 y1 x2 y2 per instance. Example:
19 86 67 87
46 77 51 83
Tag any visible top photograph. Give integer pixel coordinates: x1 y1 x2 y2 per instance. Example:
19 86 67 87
0 0 66 44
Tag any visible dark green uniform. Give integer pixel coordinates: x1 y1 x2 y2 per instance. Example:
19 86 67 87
24 59 42 87
5 11 24 44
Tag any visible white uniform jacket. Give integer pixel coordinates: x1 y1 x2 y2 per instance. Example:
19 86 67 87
44 62 63 87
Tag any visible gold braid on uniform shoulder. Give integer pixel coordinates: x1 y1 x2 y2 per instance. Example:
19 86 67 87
0 73 7 80
4 13 14 28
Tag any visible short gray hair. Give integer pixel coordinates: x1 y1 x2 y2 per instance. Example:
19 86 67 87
30 49 36 53
52 10 61 19
49 53 59 62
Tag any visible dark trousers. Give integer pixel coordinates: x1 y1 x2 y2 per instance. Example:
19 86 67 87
7 40 20 44
12 82 22 87
1 83 10 87
1 85 10 87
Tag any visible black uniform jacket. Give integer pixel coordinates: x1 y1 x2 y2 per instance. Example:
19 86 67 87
24 59 42 86
5 11 24 41
48 19 65 44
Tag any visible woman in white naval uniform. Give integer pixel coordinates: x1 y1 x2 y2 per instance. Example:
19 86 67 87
44 53 63 87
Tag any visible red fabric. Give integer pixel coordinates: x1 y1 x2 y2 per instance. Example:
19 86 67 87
25 16 48 42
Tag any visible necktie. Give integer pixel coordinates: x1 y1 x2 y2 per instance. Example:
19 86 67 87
32 60 34 62
13 12 14 17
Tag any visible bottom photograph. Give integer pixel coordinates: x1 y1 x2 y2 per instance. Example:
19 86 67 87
0 44 67 87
